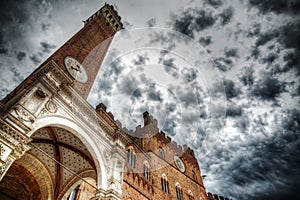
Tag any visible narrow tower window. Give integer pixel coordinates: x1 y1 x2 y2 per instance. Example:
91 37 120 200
176 183 183 200
68 185 80 200
188 190 194 200
127 147 136 167
158 147 164 159
161 174 169 193
144 161 150 181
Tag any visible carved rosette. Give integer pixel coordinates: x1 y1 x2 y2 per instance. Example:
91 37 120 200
40 100 58 116
45 100 57 113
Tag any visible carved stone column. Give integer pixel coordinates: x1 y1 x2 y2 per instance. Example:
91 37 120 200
0 119 31 181
91 129 127 200
108 144 126 193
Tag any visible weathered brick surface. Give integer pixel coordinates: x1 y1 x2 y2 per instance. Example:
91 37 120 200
46 10 116 98
0 163 41 200
122 113 208 200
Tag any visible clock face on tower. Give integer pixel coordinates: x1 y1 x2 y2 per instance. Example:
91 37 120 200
64 56 88 83
174 155 185 172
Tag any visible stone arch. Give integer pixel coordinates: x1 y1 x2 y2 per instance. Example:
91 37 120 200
0 163 42 200
30 115 108 190
59 172 96 200
14 153 54 200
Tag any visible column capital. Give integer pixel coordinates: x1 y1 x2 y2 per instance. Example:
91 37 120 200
90 188 122 200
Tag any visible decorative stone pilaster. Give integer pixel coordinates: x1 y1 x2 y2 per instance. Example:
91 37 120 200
0 73 51 181
91 129 127 200
0 119 31 180
95 144 125 200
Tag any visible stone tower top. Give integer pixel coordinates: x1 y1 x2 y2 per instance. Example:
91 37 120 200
143 111 152 126
84 3 123 31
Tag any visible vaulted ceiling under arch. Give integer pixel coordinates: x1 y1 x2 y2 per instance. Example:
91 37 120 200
28 126 97 199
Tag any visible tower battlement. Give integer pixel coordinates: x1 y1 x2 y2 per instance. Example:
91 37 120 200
95 103 201 172
207 192 232 200
84 3 123 31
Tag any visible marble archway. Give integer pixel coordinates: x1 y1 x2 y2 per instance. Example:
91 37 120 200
31 115 108 190
27 126 98 200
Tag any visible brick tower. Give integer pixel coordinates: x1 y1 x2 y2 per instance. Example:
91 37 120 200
1 3 123 104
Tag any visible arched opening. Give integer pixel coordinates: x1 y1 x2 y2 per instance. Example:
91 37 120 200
158 147 164 159
62 178 97 200
143 161 150 181
28 126 98 199
188 190 194 200
127 146 136 168
14 153 54 200
0 125 101 200
161 174 169 193
0 163 41 200
175 182 183 200
32 116 107 189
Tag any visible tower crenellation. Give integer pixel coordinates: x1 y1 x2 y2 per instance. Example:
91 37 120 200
207 192 231 200
84 3 123 31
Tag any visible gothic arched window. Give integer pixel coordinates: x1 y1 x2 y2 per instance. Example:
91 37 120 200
161 174 169 193
188 190 194 200
68 185 80 200
144 161 150 180
158 147 164 159
176 183 183 200
127 147 136 167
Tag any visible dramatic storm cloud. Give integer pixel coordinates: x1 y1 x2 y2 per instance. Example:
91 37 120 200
1 0 299 199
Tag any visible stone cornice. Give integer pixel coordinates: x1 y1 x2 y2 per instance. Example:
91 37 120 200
0 118 31 148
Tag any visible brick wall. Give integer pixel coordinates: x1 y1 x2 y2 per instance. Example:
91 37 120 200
122 111 208 200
